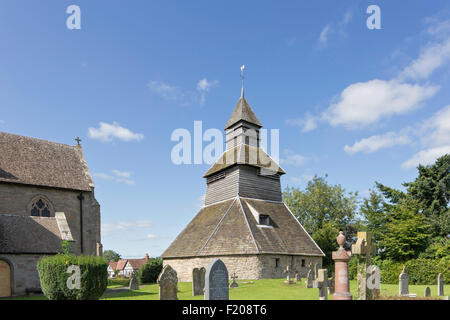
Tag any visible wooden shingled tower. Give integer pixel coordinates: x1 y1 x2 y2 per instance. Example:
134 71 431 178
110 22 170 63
162 79 324 281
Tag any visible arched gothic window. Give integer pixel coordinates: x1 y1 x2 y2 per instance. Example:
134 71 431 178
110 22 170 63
29 196 53 217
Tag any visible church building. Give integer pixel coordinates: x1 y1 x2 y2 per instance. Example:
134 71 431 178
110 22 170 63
162 84 324 281
0 132 102 297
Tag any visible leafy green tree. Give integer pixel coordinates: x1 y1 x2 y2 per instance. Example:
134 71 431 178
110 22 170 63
283 175 359 267
359 190 390 247
404 154 450 237
379 197 430 261
103 250 121 262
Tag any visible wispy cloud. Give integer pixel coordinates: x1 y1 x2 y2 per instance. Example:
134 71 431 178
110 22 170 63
148 78 218 106
318 9 353 48
88 122 144 142
286 113 318 132
94 170 136 186
280 149 307 167
344 130 411 154
102 220 153 237
319 25 331 48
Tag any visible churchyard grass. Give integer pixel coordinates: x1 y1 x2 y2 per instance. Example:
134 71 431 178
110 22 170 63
2 279 448 300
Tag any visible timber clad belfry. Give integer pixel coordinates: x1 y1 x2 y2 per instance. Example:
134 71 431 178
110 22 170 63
0 132 101 297
162 88 324 281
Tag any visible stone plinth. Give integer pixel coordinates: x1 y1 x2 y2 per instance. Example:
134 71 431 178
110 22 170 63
332 231 352 300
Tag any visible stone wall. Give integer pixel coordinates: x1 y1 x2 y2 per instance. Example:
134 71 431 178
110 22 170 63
0 183 101 255
0 254 43 296
163 254 323 282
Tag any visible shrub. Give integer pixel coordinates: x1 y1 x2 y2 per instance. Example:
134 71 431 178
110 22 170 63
371 257 403 284
37 254 108 300
348 256 358 280
138 257 163 284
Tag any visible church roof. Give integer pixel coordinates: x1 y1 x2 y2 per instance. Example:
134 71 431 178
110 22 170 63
0 131 94 191
0 214 65 254
203 144 285 178
161 197 324 258
225 97 262 129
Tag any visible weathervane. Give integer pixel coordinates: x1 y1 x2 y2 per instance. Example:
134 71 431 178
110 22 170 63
240 64 245 98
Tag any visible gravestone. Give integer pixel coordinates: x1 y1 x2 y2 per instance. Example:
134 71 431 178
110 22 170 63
332 231 352 300
351 231 377 300
424 286 431 297
192 267 206 296
312 269 328 300
305 269 314 288
283 266 294 284
129 271 139 290
438 273 444 296
295 271 301 282
230 272 239 288
314 263 319 279
157 264 178 300
328 275 335 295
399 267 409 296
204 258 229 300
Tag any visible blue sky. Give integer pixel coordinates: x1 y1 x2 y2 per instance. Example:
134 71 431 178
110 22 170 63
1 1 450 258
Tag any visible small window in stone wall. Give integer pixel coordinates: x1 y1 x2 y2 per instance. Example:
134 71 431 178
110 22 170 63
301 259 305 267
29 196 53 217
275 258 280 268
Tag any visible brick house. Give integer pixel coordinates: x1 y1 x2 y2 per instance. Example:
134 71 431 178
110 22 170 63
162 87 324 281
0 132 102 297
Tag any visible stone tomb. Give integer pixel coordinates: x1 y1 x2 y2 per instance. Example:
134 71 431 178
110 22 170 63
204 258 229 300
192 267 206 296
157 265 178 300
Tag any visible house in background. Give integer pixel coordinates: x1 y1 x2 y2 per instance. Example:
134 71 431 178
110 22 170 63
108 253 149 278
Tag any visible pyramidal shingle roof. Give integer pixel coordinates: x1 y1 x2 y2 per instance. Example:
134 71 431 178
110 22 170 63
225 97 262 129
161 197 325 258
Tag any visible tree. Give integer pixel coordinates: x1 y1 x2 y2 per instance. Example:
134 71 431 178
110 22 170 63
359 190 390 247
283 175 359 267
404 154 450 237
379 197 430 261
103 250 121 262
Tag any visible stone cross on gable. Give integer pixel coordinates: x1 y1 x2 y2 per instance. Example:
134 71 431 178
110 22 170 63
312 269 328 300
75 137 82 145
352 231 377 300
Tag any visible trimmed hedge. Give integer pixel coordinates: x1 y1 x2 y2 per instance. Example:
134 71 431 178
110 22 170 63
37 254 108 300
138 257 163 284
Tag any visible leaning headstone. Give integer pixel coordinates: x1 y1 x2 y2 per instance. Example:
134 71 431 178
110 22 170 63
328 275 335 295
332 231 352 300
204 258 229 300
352 231 377 300
157 265 178 300
305 269 314 288
129 271 139 290
438 273 444 296
424 286 431 297
312 269 328 300
229 272 239 288
192 267 206 296
399 267 409 296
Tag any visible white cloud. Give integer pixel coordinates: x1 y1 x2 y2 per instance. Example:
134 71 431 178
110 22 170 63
398 38 450 81
94 170 136 186
281 150 307 167
402 145 450 169
322 79 438 128
148 78 218 106
319 25 331 47
286 113 318 132
102 220 153 237
88 122 144 142
147 234 158 239
344 131 411 154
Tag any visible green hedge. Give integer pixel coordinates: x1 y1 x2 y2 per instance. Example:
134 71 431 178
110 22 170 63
138 257 163 284
37 254 108 300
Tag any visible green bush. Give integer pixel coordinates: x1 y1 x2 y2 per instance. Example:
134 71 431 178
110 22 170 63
348 256 358 280
138 257 163 284
371 257 403 284
37 254 108 300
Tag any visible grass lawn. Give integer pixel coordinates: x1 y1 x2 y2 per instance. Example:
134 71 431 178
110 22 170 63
3 279 448 300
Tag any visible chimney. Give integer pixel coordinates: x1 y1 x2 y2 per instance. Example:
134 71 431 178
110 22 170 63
145 253 149 262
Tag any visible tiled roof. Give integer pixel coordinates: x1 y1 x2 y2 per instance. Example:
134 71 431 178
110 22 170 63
225 97 262 129
0 131 94 191
108 261 118 270
127 258 147 269
116 259 128 270
161 197 324 258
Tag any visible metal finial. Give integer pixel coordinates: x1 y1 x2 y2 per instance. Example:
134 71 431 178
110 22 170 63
75 137 82 145
240 64 245 98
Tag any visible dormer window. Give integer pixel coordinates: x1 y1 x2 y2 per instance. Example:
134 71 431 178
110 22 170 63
259 214 270 226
